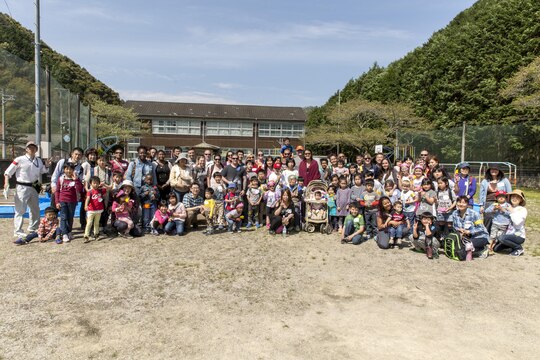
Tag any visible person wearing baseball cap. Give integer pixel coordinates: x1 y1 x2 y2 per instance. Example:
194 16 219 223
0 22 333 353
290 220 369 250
4 140 50 237
494 189 528 256
483 190 511 253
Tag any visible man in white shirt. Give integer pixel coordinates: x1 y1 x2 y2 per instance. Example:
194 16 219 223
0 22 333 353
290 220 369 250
4 141 50 237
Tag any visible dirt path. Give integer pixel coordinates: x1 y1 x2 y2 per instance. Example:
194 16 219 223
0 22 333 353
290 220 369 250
1 219 539 359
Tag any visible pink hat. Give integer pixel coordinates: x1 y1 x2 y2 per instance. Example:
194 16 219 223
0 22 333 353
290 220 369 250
236 203 244 209
414 165 424 171
273 163 282 170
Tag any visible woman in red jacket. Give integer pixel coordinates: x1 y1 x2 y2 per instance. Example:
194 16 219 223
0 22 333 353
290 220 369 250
298 149 320 186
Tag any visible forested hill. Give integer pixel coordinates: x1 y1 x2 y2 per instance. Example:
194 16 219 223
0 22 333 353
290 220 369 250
310 0 540 128
0 12 120 105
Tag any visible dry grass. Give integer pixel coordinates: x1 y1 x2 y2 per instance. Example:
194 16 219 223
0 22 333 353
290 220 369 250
1 217 539 359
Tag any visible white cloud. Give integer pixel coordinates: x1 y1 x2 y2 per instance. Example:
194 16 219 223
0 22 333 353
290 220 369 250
213 82 242 89
119 90 238 105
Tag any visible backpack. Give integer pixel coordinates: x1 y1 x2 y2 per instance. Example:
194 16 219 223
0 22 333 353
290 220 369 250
443 232 467 261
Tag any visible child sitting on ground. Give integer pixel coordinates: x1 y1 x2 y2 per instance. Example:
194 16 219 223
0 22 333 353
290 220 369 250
226 203 244 233
484 190 511 253
14 207 59 245
387 201 409 248
165 193 186 236
151 201 170 235
412 212 439 259
340 202 365 245
112 190 135 237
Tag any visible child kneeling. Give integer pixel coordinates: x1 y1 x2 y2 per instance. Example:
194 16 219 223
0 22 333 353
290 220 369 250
226 203 244 233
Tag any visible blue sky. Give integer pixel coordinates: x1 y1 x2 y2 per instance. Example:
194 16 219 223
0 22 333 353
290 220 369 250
3 0 477 107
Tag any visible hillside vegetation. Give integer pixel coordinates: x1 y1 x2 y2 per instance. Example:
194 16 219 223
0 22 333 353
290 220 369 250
310 0 540 128
0 12 120 105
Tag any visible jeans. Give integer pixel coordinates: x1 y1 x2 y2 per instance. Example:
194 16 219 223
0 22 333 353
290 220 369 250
23 229 59 243
59 202 77 236
226 216 240 231
496 234 525 251
165 220 185 235
142 203 155 231
364 211 378 237
344 221 365 245
388 224 406 239
173 189 187 203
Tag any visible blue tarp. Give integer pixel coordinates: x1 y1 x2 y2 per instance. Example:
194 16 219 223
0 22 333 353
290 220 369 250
0 195 81 218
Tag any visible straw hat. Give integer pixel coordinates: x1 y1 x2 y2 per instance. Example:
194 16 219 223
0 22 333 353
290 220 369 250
507 189 526 206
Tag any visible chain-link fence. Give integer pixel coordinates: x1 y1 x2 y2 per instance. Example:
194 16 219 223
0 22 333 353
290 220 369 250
0 48 96 160
397 121 540 188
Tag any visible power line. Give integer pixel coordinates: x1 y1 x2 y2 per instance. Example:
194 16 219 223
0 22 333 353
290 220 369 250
2 0 13 17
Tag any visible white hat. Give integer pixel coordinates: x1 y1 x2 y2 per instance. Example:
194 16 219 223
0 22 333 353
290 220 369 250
121 180 135 189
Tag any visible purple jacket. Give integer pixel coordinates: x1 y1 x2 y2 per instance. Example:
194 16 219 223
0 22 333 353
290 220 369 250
455 175 476 205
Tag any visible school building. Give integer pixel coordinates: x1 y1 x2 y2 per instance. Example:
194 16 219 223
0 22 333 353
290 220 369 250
124 100 306 158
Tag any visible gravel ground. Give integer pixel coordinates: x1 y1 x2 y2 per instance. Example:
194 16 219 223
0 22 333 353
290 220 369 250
1 219 539 360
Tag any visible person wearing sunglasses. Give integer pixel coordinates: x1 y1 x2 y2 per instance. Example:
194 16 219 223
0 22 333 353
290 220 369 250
221 154 247 198
109 146 129 178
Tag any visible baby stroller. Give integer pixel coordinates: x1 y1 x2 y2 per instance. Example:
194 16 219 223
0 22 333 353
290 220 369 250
303 180 333 234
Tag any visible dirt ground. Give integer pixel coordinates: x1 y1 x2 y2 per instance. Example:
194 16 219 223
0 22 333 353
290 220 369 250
1 218 539 360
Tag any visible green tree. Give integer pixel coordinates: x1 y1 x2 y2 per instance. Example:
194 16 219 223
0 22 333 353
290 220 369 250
90 98 149 143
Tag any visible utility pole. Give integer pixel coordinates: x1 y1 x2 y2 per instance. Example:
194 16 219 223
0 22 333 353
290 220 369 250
461 121 466 163
337 90 341 154
35 0 42 156
1 89 16 158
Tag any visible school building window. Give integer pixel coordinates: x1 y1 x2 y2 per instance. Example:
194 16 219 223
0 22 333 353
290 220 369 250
258 123 304 138
206 121 253 137
152 119 201 135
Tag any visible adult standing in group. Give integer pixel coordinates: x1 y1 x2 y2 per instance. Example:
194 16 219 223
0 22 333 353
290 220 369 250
298 149 320 186
50 147 84 227
379 158 398 184
187 148 197 168
4 141 50 237
221 153 246 196
170 146 182 164
451 195 489 258
494 190 527 256
192 155 208 192
81 148 99 227
479 163 512 232
293 145 305 167
154 150 171 201
360 153 379 180
126 146 155 195
207 153 224 188
109 145 129 177
169 155 193 202
374 152 385 172
203 150 214 170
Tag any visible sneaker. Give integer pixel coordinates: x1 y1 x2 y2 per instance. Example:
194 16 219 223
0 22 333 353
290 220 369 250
67 233 74 241
246 222 252 229
14 231 26 238
294 226 300 232
63 234 71 243
217 225 224 231
151 229 159 236
94 235 100 242
396 238 403 248
14 238 27 246
478 247 489 259
206 229 214 235
389 238 395 248
55 237 63 244
266 224 270 229
269 230 276 235
83 236 90 243
255 222 260 229
509 249 524 257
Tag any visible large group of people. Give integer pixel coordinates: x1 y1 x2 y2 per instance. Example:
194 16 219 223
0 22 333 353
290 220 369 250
3 138 529 259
